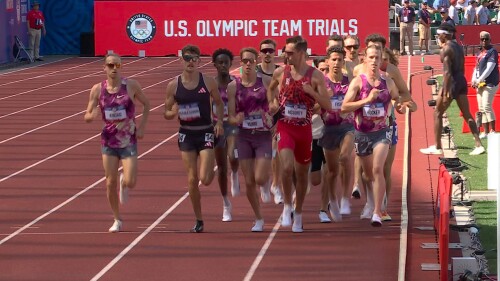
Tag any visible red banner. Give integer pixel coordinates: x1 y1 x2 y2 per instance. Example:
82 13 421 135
94 0 388 56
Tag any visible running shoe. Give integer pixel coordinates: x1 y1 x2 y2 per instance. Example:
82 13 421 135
371 214 382 227
329 200 342 222
360 203 374 220
469 146 485 156
340 197 351 215
351 185 361 199
318 210 331 223
292 213 303 233
251 219 264 232
222 202 232 222
108 219 122 233
190 220 204 233
271 185 284 204
260 182 271 203
281 205 293 227
381 211 392 222
420 145 443 155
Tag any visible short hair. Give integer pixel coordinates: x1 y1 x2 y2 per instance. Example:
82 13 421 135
181 45 201 56
327 34 344 46
344 35 360 45
286 36 308 52
313 57 327 68
259 38 277 49
326 46 346 58
239 47 259 59
212 48 234 62
382 47 399 66
365 33 387 48
364 44 382 57
104 53 121 61
480 31 491 38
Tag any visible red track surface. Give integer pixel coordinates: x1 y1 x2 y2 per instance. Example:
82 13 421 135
0 55 450 281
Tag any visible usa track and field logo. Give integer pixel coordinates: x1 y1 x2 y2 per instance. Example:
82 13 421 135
126 14 156 44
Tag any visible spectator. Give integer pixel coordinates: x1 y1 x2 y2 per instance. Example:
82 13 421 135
464 0 479 24
476 0 491 24
449 1 461 24
419 2 432 54
26 1 46 61
472 31 498 137
440 7 456 25
433 0 451 9
397 0 416 55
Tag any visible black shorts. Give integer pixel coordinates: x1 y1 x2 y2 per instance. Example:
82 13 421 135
318 124 354 151
451 75 468 99
178 127 216 153
354 128 392 157
214 121 239 148
311 139 325 172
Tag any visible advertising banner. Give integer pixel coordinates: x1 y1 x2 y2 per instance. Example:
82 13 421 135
94 0 388 56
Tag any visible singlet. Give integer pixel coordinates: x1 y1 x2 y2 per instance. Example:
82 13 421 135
212 76 235 122
322 74 353 126
99 78 136 148
277 65 316 126
354 74 392 133
257 64 279 77
235 74 273 131
174 73 212 127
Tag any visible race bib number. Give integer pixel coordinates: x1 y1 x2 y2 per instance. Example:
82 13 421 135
363 103 385 118
284 103 307 119
205 133 214 142
212 102 228 117
330 96 343 110
178 133 186 143
104 106 127 121
242 114 264 129
178 103 201 121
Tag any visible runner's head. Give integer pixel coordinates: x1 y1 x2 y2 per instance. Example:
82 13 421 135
363 45 382 71
326 46 346 74
326 34 344 52
380 48 398 71
285 36 308 66
259 38 277 64
212 48 233 76
365 33 387 49
313 57 328 75
104 53 122 77
344 35 360 61
437 23 455 44
181 45 201 72
240 47 258 75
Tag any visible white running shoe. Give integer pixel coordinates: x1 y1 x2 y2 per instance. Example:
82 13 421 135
292 213 303 233
318 211 331 223
119 173 128 204
329 200 342 222
108 219 122 233
469 146 486 156
281 205 293 227
251 219 264 232
230 172 240 197
260 183 271 203
222 202 232 222
371 214 382 227
420 145 443 155
360 203 374 220
340 197 351 215
479 132 487 139
351 185 361 199
271 185 284 204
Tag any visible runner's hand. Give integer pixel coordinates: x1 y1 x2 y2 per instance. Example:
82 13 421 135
136 127 145 139
214 121 224 137
368 88 380 102
235 112 245 125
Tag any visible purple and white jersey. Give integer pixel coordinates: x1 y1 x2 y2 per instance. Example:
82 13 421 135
212 76 235 122
235 75 273 131
354 74 391 133
99 78 136 148
322 74 353 126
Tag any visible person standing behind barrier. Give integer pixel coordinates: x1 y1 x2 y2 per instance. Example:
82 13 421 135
164 45 224 233
341 45 400 226
84 53 151 233
420 24 485 156
476 0 491 25
463 0 479 25
26 1 46 61
419 2 432 55
228 47 273 232
398 0 416 56
212 48 239 222
267 36 332 233
472 31 498 137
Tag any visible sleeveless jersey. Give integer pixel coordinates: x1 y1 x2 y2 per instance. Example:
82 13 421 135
212 75 235 122
174 73 212 127
257 64 279 77
354 74 391 133
278 65 316 126
99 78 136 148
235 75 273 131
322 74 353 126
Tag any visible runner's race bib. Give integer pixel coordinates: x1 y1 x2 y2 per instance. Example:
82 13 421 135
330 96 343 110
242 114 264 129
104 106 127 121
179 103 201 121
284 103 307 119
212 102 228 119
362 103 385 118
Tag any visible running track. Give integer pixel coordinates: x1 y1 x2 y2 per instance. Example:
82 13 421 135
0 56 448 281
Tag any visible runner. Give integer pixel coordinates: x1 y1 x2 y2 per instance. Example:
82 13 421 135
227 47 273 232
164 45 224 233
84 53 151 233
212 48 240 222
341 45 400 226
320 46 355 222
267 36 331 232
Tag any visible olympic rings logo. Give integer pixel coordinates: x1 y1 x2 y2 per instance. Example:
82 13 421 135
132 29 150 37
126 14 157 44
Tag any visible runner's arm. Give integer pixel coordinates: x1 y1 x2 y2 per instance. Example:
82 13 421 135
84 83 100 123
306 70 332 111
341 76 371 113
129 79 150 138
206 75 224 137
227 80 243 126
164 80 178 120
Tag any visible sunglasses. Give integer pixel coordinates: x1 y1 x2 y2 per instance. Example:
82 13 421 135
345 45 359 50
260 48 275 54
105 63 121 69
241 58 256 64
481 37 490 41
182 54 200 62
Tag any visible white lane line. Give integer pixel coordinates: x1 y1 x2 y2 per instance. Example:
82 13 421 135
0 58 146 101
0 132 179 246
0 57 71 76
243 220 282 281
0 59 102 87
0 58 179 120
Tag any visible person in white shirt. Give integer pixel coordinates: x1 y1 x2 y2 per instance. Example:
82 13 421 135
464 0 479 24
